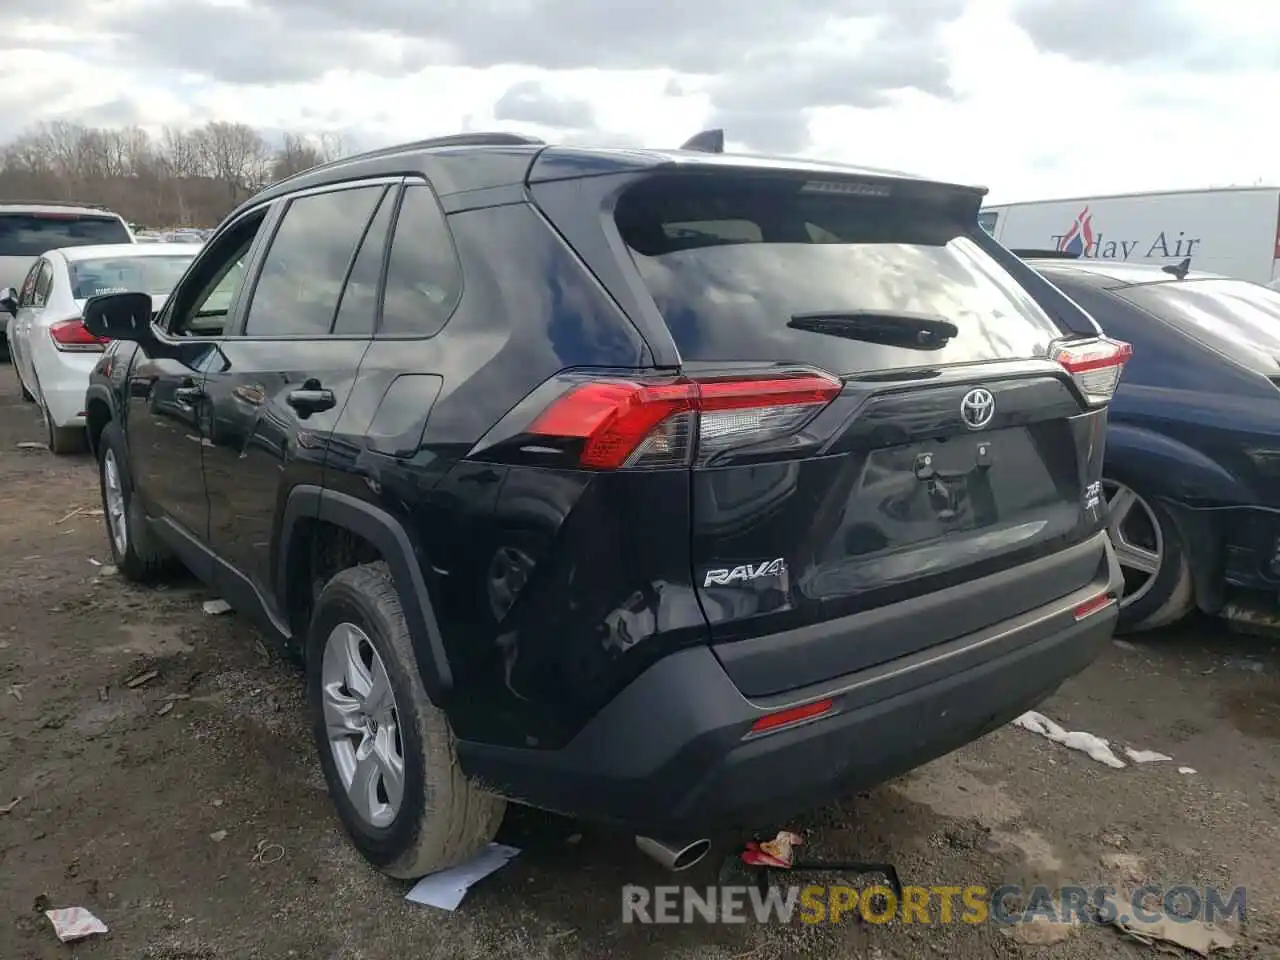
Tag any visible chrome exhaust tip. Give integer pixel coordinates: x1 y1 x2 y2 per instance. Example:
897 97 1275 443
635 835 713 872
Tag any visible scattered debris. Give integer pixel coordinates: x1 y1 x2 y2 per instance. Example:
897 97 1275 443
87 558 102 567
251 838 285 865
1100 851 1145 884
1012 711 1126 768
45 906 108 942
16 441 45 451
125 668 159 689
209 830 228 843
98 686 110 701
8 683 24 702
565 833 582 845
163 692 191 702
405 842 521 910
1110 912 1234 955
742 831 803 868
203 599 232 615
156 701 175 717
55 506 84 524
99 564 117 577
0 796 23 815
211 798 224 808
1112 639 1138 651
1179 766 1198 775
1001 915 1079 945
1124 748 1172 764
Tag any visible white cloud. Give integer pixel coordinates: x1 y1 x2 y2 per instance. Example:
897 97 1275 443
0 0 1276 200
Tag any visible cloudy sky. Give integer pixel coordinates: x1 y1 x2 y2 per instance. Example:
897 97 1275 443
0 0 1275 202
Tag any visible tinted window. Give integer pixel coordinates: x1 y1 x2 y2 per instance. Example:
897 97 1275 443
978 211 998 235
18 262 40 306
0 213 130 256
379 184 462 336
616 176 1062 374
1116 278 1280 371
245 186 384 337
333 190 394 335
69 255 195 299
169 211 266 337
33 260 54 307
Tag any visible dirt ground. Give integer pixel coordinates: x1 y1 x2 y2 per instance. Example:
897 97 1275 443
1 368 1278 960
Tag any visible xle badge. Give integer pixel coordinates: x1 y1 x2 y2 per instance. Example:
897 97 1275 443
703 558 787 588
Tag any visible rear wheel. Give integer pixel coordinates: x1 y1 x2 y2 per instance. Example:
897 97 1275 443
1104 479 1195 632
97 421 174 581
307 562 505 878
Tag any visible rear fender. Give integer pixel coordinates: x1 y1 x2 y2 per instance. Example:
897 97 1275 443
278 486 454 705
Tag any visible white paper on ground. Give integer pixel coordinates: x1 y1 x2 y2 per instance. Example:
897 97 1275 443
45 907 108 942
1124 747 1172 763
1012 711 1127 768
1178 766 1197 774
405 843 521 911
203 599 232 615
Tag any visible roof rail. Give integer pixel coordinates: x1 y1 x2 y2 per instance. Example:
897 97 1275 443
680 129 725 154
1010 248 1080 260
2 199 111 211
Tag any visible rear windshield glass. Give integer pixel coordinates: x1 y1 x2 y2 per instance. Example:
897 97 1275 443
68 255 195 299
0 214 131 257
1116 278 1280 355
615 176 1063 374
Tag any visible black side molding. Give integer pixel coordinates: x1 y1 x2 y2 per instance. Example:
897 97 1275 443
278 486 454 703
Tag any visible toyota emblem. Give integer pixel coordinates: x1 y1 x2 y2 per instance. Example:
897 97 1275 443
960 388 995 430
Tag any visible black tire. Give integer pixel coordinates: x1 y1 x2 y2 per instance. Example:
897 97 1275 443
1112 483 1195 633
96 421 174 581
307 562 505 879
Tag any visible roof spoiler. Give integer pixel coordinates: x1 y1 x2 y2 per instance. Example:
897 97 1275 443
680 129 725 154
1009 248 1080 259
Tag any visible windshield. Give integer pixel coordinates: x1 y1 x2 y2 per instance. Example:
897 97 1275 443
69 255 195 299
1116 279 1280 365
616 175 1063 375
0 214 131 257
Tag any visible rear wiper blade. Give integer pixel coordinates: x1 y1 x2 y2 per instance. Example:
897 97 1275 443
788 311 959 350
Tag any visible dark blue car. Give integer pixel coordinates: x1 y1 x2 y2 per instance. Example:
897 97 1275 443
1030 257 1280 632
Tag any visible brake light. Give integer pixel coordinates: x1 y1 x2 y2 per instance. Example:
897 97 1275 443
526 372 841 469
1051 337 1132 405
49 318 109 353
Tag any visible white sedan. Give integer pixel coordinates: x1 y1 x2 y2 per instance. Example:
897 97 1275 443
2 243 202 453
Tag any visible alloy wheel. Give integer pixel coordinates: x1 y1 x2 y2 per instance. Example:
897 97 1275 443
321 622 405 829
1103 479 1163 608
102 449 129 556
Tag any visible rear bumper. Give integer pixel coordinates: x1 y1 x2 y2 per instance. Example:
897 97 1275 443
458 535 1123 833
35 352 96 427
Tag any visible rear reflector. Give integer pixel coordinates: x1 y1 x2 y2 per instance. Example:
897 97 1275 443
1072 593 1114 621
1051 337 1132 405
748 698 835 735
49 318 109 352
527 372 841 469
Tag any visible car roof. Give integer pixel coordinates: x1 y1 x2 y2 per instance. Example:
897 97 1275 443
1025 258 1228 288
0 202 123 218
53 242 204 262
241 131 986 220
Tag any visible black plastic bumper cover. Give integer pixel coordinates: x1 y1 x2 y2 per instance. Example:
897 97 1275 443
457 536 1123 833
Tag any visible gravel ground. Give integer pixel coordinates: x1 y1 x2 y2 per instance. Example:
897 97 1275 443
0 367 1277 959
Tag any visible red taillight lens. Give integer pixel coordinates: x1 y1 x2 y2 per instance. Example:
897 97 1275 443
1051 337 1132 405
527 372 841 469
49 318 109 353
748 697 835 735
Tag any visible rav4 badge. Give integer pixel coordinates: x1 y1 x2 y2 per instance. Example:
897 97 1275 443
703 558 787 587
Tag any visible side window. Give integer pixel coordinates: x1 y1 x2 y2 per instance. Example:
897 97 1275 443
18 262 40 307
32 260 54 307
978 211 998 236
379 184 462 337
169 210 269 337
332 190 394 336
244 185 385 338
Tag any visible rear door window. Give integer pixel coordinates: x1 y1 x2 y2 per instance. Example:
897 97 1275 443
378 184 462 337
615 175 1063 375
0 213 130 256
1115 278 1280 374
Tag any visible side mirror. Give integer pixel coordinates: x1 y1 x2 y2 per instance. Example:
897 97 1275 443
0 287 18 317
83 292 155 342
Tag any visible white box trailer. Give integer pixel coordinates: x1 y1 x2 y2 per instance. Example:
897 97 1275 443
980 186 1280 286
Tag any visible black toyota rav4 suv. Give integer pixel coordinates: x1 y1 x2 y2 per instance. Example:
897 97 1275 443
83 132 1128 879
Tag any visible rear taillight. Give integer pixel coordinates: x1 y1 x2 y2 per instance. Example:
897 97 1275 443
525 372 842 469
1051 337 1132 405
49 318 109 353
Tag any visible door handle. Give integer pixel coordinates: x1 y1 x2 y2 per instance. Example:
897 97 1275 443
174 384 205 404
286 387 336 416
